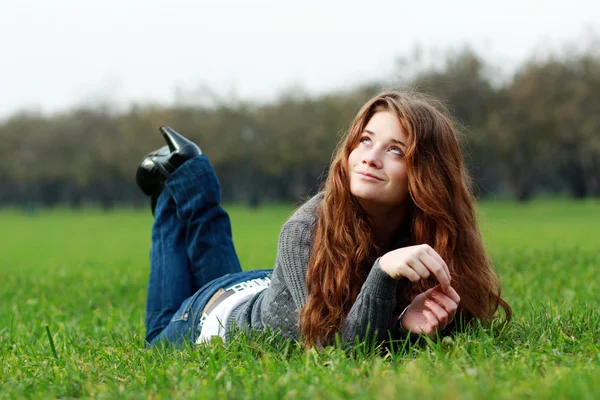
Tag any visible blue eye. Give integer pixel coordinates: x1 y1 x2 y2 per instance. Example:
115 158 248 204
389 146 403 156
360 137 371 145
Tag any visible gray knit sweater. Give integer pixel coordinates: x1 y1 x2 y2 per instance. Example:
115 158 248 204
227 192 401 345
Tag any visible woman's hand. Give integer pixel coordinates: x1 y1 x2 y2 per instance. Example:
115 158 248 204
401 285 461 336
378 244 452 293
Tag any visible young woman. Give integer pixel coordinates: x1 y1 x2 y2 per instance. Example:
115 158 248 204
137 90 511 348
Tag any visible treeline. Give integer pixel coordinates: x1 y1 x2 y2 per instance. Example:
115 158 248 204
1 45 599 209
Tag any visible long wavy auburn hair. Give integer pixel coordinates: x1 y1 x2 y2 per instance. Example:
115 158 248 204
300 90 512 347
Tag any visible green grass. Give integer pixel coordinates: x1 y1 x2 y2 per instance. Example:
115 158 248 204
1 200 599 399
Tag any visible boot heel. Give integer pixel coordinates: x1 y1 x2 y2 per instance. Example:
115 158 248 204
135 126 202 212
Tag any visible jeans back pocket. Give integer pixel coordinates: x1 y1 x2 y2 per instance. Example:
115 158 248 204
170 291 202 322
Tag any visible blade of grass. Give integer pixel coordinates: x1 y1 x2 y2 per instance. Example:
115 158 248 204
45 324 58 359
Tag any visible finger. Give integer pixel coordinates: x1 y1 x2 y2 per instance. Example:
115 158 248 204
420 252 451 290
444 286 461 304
399 265 422 283
425 299 448 330
430 285 460 317
431 290 458 311
405 257 431 280
430 291 458 323
420 247 450 283
422 310 439 336
431 284 460 304
424 246 451 281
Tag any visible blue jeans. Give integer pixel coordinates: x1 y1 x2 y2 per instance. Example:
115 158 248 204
145 155 271 346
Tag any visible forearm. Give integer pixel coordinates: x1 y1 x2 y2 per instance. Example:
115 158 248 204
339 259 398 346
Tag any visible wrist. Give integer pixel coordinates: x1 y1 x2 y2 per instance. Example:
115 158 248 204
399 305 411 332
378 254 391 276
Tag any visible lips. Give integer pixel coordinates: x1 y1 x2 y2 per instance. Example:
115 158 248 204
356 171 384 181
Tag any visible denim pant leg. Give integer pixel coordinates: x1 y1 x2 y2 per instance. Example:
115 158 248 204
145 188 194 343
149 269 273 347
163 154 243 286
145 155 243 344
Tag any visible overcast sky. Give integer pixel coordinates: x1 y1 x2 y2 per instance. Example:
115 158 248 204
2 0 598 119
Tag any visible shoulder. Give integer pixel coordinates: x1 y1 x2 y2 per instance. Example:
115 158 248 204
277 192 324 248
275 194 324 292
285 192 324 228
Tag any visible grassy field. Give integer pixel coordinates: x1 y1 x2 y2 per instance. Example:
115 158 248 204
1 200 599 399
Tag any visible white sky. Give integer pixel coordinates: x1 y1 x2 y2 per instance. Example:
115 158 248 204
1 0 598 119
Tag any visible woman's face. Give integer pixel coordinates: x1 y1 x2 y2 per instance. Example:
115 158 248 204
348 110 409 211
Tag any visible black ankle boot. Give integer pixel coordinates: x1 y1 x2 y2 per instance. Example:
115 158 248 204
136 125 202 205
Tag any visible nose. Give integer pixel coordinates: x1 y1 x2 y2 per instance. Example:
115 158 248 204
362 147 383 169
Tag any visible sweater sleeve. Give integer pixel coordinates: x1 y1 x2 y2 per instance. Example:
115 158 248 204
228 192 401 346
277 219 399 346
277 219 313 310
226 215 316 340
339 258 398 346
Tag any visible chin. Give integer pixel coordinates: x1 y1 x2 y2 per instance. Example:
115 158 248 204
350 185 382 203
351 184 404 210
